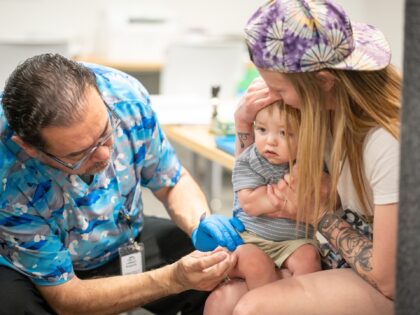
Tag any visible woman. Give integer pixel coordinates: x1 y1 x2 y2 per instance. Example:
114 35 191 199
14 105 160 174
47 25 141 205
205 0 400 314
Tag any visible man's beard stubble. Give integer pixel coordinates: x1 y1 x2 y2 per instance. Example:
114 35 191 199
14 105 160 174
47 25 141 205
82 147 114 175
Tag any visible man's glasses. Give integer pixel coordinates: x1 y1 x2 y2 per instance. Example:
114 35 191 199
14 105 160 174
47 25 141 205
40 103 121 170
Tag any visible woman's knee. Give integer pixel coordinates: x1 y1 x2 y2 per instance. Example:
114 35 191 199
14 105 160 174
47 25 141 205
232 292 260 315
204 280 248 315
205 289 226 314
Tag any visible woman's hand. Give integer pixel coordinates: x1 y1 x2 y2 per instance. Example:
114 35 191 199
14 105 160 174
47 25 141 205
265 166 332 224
234 78 281 155
264 173 299 220
234 78 280 126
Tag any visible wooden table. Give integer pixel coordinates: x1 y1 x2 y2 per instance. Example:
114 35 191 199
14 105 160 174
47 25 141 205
162 125 234 170
73 55 162 73
162 125 235 208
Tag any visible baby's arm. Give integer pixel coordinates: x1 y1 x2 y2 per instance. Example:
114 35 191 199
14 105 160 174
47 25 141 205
233 147 285 217
237 185 281 216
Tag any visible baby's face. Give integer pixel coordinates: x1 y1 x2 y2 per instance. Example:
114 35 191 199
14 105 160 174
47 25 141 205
254 105 298 165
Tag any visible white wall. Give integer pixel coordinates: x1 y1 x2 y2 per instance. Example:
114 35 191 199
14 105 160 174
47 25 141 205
364 0 405 70
0 0 405 68
0 0 263 56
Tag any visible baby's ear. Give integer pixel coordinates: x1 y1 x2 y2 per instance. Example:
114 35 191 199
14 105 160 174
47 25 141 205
316 71 335 92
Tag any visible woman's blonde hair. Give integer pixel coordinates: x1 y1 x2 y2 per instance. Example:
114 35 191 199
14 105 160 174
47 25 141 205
286 65 401 226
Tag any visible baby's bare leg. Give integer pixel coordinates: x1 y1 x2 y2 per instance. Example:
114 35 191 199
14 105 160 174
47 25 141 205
204 244 280 315
230 244 279 290
283 244 321 275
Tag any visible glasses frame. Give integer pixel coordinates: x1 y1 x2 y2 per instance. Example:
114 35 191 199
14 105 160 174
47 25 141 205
40 103 121 170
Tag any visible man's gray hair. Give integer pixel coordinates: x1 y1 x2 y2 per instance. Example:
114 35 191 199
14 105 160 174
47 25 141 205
1 53 99 150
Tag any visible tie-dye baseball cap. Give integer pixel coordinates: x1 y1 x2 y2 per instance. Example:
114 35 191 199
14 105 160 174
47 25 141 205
245 0 391 72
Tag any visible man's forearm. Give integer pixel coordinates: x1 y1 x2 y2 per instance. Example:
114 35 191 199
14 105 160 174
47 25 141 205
318 213 378 290
38 263 182 315
155 168 209 236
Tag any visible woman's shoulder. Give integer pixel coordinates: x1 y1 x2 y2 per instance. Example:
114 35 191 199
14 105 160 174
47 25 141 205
361 127 400 206
365 127 398 141
364 127 399 157
363 127 400 182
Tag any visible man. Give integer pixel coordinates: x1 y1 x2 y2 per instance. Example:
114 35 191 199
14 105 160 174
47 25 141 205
0 54 244 314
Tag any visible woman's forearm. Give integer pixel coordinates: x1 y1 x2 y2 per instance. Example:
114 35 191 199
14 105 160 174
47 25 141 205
235 122 254 156
318 213 379 290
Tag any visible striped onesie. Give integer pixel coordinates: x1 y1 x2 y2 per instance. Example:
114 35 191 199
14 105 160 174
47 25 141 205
232 144 314 241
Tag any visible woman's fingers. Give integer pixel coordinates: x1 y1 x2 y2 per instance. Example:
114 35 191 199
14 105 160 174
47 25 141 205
276 178 298 218
267 184 283 208
247 77 269 90
235 78 282 125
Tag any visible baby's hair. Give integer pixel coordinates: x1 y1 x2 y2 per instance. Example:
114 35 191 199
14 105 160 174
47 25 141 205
258 101 301 136
276 101 301 137
277 101 300 172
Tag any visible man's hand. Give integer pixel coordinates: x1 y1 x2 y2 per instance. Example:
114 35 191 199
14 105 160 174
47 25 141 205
172 249 237 291
191 215 245 252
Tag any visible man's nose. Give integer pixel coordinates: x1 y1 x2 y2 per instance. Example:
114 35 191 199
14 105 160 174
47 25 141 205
90 137 113 162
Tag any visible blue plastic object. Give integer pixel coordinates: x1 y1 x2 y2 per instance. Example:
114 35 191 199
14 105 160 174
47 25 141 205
215 135 235 156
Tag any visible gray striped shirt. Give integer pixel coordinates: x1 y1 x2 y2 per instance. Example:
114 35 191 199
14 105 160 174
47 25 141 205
232 144 314 241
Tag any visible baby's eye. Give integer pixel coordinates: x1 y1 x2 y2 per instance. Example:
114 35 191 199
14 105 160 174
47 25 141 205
279 130 286 137
256 127 266 133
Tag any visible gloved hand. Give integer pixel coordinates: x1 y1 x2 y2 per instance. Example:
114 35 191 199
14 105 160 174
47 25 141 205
191 214 245 252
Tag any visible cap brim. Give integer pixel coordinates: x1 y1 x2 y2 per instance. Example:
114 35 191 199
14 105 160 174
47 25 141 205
332 22 391 71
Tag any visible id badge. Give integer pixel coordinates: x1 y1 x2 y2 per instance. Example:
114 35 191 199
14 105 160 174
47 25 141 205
118 241 145 275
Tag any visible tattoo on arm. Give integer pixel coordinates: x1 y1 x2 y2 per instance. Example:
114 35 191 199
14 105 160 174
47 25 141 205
319 213 379 289
318 213 341 241
237 132 253 149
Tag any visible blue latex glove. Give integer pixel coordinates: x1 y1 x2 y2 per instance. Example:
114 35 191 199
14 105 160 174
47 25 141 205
191 214 245 252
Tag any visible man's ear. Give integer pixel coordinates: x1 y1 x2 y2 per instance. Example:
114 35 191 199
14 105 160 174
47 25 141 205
12 135 39 158
316 71 335 92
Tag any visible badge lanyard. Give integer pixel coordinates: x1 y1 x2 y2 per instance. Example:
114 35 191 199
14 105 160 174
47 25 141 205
118 207 145 275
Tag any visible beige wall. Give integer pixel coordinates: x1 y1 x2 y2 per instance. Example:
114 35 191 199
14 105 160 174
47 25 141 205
0 0 405 68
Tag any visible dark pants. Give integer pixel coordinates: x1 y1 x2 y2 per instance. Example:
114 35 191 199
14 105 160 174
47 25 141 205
0 216 208 315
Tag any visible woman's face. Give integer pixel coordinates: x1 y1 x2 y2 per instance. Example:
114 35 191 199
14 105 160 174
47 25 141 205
258 68 301 109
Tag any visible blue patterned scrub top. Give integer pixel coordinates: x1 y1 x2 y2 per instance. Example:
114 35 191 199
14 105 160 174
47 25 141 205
0 63 182 286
